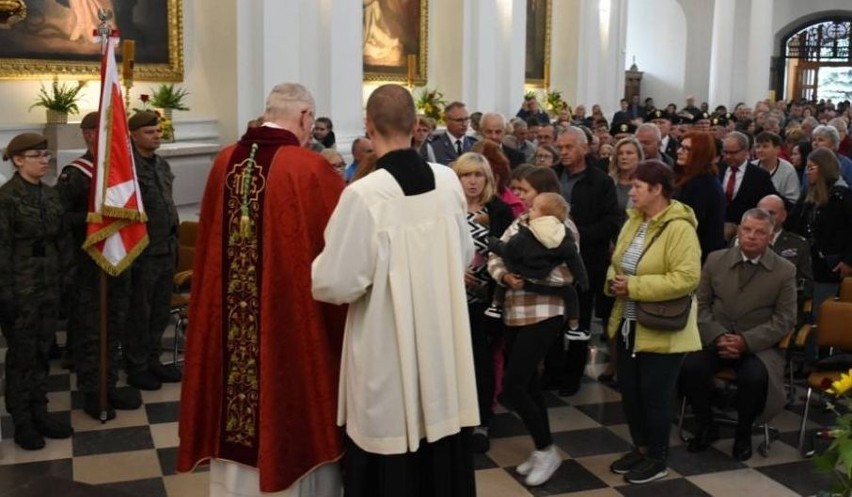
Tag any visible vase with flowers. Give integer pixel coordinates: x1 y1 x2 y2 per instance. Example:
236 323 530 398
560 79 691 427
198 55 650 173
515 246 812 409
814 369 852 496
415 88 446 123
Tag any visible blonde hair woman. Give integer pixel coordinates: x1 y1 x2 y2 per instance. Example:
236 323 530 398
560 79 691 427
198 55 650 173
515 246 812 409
451 152 515 454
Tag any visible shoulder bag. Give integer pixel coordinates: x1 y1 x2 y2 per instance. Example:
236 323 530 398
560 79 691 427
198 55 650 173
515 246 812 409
632 220 693 331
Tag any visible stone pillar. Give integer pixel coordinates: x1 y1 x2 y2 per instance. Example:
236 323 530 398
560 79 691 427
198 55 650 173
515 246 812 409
234 0 363 153
575 0 628 117
746 0 774 105
318 0 364 146
708 0 736 107
461 0 526 116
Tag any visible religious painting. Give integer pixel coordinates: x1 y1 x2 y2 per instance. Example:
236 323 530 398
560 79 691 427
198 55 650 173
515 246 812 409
363 0 428 84
525 0 551 86
0 0 183 81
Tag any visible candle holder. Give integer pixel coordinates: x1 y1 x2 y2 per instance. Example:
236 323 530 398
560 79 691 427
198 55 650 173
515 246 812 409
124 80 133 111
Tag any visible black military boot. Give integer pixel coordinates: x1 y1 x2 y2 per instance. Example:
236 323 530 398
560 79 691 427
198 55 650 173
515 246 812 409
149 362 182 383
32 411 73 439
109 387 143 410
83 393 116 421
127 370 162 391
13 422 45 450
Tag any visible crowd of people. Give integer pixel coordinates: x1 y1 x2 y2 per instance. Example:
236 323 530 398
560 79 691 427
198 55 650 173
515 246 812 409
2 85 851 496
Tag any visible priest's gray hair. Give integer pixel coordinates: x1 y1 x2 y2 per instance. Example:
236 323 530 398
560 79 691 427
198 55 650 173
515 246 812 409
264 83 315 120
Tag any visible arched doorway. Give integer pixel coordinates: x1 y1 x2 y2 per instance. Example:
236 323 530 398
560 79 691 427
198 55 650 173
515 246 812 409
776 17 851 101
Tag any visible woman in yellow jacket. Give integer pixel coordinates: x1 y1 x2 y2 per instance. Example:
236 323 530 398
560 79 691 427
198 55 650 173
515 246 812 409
604 159 701 485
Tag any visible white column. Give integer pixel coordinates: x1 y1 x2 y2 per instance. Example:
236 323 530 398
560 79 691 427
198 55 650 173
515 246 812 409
708 0 736 108
461 0 526 116
430 0 465 101
551 0 581 107
746 0 774 105
575 0 628 118
235 1 305 133
320 0 364 146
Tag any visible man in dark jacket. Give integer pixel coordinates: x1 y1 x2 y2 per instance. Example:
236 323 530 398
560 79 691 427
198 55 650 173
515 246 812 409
552 127 623 395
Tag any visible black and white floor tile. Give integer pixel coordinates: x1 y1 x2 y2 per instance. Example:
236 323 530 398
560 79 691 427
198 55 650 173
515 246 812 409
0 329 837 496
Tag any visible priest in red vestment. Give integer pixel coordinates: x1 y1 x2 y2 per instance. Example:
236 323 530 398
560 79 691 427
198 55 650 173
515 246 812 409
177 82 347 496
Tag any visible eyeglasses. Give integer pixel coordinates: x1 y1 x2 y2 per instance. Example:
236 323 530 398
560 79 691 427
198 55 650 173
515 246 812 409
22 151 53 160
333 162 346 169
447 117 470 123
534 153 555 161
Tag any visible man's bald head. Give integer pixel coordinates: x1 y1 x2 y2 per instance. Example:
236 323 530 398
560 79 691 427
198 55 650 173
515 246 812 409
757 194 787 230
366 84 416 139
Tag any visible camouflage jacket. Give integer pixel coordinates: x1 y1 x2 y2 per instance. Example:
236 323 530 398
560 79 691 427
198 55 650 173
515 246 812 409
0 173 65 303
134 149 179 256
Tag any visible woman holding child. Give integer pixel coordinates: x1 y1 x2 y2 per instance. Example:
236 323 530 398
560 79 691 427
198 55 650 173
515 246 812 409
487 167 583 487
604 159 701 485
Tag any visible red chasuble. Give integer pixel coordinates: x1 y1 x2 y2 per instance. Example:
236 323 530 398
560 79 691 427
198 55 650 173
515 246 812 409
177 126 347 492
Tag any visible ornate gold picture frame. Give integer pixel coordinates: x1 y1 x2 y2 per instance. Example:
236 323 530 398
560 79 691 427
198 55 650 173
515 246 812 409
363 0 428 84
0 0 183 81
525 0 551 87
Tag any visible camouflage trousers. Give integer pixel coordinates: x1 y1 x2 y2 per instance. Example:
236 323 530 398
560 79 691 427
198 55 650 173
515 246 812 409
70 256 131 394
0 295 58 424
124 253 175 375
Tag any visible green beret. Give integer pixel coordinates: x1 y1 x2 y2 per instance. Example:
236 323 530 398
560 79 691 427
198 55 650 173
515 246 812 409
128 111 160 131
80 112 99 130
3 133 48 161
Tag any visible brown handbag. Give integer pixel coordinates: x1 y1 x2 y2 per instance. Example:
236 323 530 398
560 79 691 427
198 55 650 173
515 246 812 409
631 221 692 331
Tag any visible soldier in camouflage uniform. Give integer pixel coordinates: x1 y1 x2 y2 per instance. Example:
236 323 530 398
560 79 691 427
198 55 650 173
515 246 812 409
124 111 181 391
0 133 73 450
56 113 142 420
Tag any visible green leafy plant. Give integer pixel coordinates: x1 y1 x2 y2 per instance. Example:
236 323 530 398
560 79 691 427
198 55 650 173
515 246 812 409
149 84 190 111
30 78 86 114
544 90 566 116
814 370 852 496
415 88 446 123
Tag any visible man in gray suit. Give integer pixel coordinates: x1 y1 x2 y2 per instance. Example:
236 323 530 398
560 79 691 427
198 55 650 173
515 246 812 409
429 101 477 165
681 208 796 462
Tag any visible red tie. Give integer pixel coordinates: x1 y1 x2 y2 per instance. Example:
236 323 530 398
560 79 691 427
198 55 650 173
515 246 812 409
725 165 739 203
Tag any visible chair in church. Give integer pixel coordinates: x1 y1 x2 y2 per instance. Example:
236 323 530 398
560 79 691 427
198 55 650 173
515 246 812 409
166 220 198 366
677 368 781 458
796 299 852 456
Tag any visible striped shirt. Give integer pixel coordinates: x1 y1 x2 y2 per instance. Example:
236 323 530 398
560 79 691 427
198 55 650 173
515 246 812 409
620 221 649 320
488 214 578 327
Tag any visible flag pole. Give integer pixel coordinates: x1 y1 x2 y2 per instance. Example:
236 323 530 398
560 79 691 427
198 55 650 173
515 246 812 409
95 9 114 424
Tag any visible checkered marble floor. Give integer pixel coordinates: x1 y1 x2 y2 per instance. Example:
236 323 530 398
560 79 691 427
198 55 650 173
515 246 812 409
0 335 837 496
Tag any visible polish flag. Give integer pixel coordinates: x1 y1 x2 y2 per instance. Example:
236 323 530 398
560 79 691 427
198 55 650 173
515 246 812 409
83 33 149 275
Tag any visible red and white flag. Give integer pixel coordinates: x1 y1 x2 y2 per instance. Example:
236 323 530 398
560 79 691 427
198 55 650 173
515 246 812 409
83 34 148 275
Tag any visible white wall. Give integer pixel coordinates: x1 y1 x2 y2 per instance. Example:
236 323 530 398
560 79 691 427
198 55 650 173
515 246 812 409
624 0 686 108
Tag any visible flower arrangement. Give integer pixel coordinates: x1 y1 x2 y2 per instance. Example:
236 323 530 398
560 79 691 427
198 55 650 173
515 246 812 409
814 370 852 496
149 84 190 111
30 78 86 115
415 88 446 123
544 90 567 117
